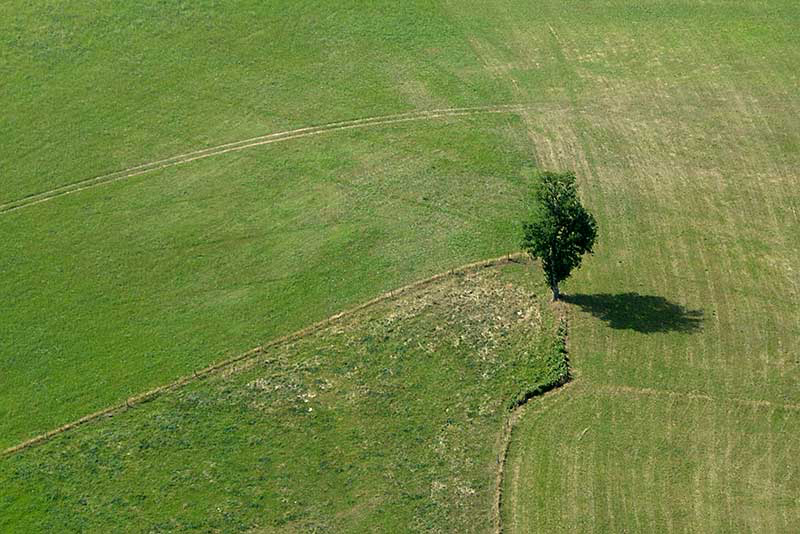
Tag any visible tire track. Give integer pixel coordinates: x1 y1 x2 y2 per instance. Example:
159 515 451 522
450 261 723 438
591 382 800 412
0 104 537 215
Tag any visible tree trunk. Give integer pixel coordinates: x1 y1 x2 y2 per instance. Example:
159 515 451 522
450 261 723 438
551 283 560 301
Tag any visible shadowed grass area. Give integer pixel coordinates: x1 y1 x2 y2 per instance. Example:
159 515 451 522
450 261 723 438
563 293 703 334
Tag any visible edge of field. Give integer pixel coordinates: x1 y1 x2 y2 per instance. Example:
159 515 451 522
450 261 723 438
492 313 571 534
3 251 545 458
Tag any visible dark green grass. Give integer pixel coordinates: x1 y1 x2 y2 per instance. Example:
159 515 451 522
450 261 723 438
0 264 565 533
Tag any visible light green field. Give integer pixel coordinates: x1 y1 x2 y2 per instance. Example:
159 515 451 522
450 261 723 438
2 0 799 532
489 2 800 532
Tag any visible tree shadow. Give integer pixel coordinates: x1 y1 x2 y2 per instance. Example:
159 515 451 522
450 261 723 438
562 293 703 334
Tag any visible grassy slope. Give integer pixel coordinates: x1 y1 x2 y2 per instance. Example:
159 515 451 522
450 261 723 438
1 0 799 532
0 0 546 447
0 264 565 533
481 1 800 532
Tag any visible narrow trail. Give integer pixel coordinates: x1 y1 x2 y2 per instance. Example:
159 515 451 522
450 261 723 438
0 103 538 215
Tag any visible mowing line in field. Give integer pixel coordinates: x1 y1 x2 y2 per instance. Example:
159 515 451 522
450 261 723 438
1 252 529 458
591 382 800 411
0 104 542 215
493 304 572 534
499 381 577 533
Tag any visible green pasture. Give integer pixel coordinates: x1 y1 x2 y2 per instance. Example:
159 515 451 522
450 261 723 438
2 0 799 532
1 0 515 203
0 116 537 448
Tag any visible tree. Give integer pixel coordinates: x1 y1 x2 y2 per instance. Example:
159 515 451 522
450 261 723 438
521 170 597 301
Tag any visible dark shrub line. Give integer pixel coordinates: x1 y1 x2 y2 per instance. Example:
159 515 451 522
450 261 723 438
507 318 570 411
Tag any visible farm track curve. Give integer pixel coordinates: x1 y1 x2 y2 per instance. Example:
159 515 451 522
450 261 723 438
0 103 542 215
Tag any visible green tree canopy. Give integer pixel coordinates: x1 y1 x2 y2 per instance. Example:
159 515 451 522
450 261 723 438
521 170 598 301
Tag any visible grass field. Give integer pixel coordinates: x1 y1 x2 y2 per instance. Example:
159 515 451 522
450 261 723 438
1 1 516 203
0 115 538 448
488 2 800 532
0 264 565 533
2 0 799 532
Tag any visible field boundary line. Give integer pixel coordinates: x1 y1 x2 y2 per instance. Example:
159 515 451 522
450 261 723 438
1 252 529 458
0 103 542 215
494 381 576 534
494 311 572 534
591 382 800 411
